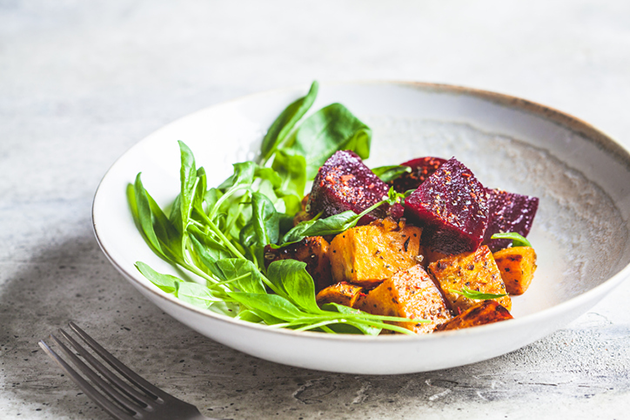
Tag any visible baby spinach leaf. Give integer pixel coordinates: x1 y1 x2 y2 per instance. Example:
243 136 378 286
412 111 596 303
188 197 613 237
227 292 304 321
177 282 219 309
135 262 181 294
285 103 372 179
448 287 508 300
271 149 307 200
320 303 382 335
177 141 198 234
218 161 256 191
260 81 319 163
251 192 280 246
214 258 266 294
491 232 532 247
372 165 411 182
266 259 320 314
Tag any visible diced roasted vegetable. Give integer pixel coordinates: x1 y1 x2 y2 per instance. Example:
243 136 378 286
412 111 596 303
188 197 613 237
434 300 513 332
405 158 489 255
390 156 446 192
483 188 539 251
493 246 537 295
428 245 511 313
316 282 364 307
356 264 452 334
264 236 332 292
329 217 423 287
307 150 389 225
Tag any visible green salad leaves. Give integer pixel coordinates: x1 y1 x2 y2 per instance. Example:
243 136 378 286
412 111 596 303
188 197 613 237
128 81 424 335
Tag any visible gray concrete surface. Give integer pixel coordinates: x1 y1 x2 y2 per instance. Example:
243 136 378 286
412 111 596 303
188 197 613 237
2 1 630 419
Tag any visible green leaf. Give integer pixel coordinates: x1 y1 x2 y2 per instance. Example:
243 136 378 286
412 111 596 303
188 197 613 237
218 161 256 191
277 198 386 247
177 141 198 234
251 192 280 246
491 232 532 247
260 81 319 162
448 287 508 300
266 259 320 313
227 292 304 321
285 103 372 179
177 282 219 309
372 165 411 182
214 258 267 294
135 262 181 294
320 303 382 335
271 149 307 200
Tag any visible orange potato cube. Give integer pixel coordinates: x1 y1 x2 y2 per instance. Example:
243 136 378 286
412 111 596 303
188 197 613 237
493 246 537 295
357 264 452 334
428 245 511 313
435 300 513 332
329 217 423 287
316 282 364 307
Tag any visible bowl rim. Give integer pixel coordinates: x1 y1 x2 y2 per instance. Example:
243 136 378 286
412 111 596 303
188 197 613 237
92 80 630 343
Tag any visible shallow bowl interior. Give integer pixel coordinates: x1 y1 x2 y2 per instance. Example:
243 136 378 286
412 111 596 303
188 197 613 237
93 82 630 374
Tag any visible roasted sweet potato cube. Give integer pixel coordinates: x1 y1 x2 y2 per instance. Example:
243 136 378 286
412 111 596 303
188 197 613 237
307 150 389 225
358 264 452 334
264 236 332 292
316 282 364 307
405 158 489 255
428 245 511 313
329 217 423 287
483 188 539 251
493 246 537 295
434 300 513 332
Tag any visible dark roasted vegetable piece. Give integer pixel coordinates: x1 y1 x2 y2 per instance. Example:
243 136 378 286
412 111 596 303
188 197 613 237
390 157 446 192
483 188 539 251
428 245 511 313
355 264 452 334
434 300 513 331
263 236 332 292
405 157 489 254
316 282 364 307
307 150 389 225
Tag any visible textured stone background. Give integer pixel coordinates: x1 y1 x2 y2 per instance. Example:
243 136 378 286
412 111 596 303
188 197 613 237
1 1 630 419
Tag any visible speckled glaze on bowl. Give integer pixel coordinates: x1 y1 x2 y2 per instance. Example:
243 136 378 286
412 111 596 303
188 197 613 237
92 82 630 374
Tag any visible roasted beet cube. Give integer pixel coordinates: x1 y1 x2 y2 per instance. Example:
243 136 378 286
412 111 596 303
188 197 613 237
404 157 489 254
483 189 539 251
307 150 389 225
390 156 446 193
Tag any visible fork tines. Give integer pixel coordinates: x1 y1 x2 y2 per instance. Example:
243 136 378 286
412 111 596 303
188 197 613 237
39 322 214 420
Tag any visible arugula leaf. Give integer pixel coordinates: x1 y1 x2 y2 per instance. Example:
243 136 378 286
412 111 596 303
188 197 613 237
448 287 508 300
491 232 532 247
217 161 256 191
372 165 411 182
285 103 372 179
260 81 319 163
227 292 304 321
320 303 382 335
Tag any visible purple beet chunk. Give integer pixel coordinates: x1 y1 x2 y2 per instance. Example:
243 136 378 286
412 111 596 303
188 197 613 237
404 157 489 254
390 156 447 193
483 189 539 251
308 150 389 225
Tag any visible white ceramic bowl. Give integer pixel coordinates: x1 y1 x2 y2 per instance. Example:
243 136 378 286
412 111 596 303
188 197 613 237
93 82 630 374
